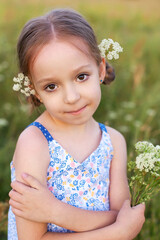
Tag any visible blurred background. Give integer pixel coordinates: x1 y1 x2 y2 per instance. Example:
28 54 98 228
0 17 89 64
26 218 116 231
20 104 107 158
0 0 160 239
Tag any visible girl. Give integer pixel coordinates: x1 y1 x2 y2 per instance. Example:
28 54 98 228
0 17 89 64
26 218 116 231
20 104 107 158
8 8 145 240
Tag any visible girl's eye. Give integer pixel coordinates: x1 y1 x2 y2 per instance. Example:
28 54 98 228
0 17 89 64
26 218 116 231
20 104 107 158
77 74 89 82
45 84 57 92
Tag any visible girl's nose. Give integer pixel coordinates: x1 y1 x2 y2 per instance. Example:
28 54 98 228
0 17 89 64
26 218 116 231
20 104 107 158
63 83 80 104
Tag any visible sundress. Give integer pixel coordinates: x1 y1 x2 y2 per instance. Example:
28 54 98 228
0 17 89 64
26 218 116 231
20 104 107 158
8 121 114 239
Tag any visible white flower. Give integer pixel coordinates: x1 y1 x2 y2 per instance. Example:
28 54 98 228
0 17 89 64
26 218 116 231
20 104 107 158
98 38 123 60
13 73 35 97
21 89 30 97
24 80 30 86
18 73 24 81
112 51 119 60
136 152 157 172
135 141 155 153
13 77 20 83
107 52 113 60
155 145 160 151
30 89 36 95
20 89 25 94
13 83 21 91
113 42 123 52
108 38 114 44
24 87 31 92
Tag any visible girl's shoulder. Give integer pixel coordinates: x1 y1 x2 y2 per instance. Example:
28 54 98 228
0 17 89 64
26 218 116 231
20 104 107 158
13 122 50 183
16 122 48 151
105 125 126 149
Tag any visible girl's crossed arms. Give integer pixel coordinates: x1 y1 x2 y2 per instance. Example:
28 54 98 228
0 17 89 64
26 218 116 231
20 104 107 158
9 124 145 240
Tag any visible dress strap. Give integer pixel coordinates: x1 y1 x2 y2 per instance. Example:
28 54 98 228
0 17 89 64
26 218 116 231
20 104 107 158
27 122 54 143
98 122 107 133
27 122 106 142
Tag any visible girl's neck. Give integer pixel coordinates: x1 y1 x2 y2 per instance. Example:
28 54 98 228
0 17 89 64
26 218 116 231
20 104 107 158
36 110 98 136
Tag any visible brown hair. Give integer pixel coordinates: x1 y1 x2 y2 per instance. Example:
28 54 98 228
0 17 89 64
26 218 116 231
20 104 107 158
17 8 115 106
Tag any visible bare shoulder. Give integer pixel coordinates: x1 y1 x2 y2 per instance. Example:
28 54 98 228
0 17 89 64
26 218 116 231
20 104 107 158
106 125 127 165
15 125 47 154
106 126 126 147
13 125 50 184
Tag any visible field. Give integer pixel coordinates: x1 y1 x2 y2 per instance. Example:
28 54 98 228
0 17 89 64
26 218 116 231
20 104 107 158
0 0 160 239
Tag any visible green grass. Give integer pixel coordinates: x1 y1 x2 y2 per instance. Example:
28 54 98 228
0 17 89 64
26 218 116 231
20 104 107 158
0 0 160 239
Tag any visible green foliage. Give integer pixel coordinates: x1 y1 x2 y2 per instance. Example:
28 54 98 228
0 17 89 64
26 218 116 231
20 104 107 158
0 0 160 239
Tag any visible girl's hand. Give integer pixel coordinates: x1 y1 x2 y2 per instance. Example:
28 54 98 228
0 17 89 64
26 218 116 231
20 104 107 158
9 173 56 223
115 200 145 240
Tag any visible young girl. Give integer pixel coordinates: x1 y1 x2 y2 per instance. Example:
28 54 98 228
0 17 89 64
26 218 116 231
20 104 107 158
8 8 145 240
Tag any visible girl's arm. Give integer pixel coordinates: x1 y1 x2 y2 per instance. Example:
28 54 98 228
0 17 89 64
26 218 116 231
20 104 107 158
40 200 145 240
11 127 51 240
107 127 131 211
10 175 117 232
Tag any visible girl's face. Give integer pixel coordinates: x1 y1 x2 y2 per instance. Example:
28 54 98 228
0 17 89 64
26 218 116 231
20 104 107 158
31 39 105 126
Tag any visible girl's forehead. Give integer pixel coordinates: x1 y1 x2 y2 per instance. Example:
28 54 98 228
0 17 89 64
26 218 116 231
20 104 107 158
31 39 97 80
35 38 92 61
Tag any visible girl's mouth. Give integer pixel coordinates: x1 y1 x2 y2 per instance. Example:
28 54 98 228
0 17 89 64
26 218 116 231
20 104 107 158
66 105 87 115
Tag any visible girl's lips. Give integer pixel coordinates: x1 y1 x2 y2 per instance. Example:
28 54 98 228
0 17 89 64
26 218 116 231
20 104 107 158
66 105 87 115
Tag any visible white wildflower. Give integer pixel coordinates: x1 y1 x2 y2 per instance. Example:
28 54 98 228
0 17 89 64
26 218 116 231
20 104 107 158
112 51 119 60
20 89 26 94
18 73 24 81
13 83 21 91
24 87 31 92
13 77 20 83
135 141 155 153
24 80 30 86
108 38 114 44
98 38 123 60
136 152 157 172
113 42 123 52
129 140 160 206
13 73 35 97
107 52 113 60
30 89 36 95
155 145 160 151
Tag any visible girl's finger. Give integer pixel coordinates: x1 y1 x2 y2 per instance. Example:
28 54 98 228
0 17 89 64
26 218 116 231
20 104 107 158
11 207 24 218
21 173 42 189
9 189 23 202
9 199 23 211
11 181 29 194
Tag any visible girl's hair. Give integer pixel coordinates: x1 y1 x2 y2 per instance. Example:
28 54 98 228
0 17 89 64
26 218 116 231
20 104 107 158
17 8 115 106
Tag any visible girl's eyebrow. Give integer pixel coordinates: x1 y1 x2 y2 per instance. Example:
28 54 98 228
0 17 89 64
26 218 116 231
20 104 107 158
37 64 92 84
72 63 92 74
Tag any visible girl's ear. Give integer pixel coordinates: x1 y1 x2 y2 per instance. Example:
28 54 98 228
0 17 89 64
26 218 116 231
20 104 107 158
34 91 43 103
36 95 43 103
99 58 106 81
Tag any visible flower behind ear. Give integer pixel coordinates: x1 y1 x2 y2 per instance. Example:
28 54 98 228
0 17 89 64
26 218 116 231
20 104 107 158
98 38 123 60
13 73 35 96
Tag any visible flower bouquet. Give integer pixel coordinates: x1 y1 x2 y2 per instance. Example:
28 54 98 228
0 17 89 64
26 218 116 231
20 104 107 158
128 141 160 206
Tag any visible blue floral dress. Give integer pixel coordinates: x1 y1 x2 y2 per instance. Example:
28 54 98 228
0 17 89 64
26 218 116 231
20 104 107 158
8 121 114 239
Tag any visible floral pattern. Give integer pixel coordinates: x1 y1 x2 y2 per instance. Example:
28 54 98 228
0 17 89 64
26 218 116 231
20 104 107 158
8 121 113 238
